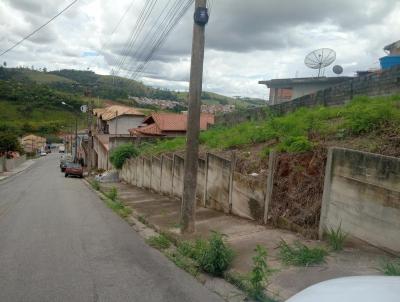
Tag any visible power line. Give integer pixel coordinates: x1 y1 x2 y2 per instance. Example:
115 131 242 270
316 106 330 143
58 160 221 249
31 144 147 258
130 0 194 79
113 0 159 76
0 0 79 57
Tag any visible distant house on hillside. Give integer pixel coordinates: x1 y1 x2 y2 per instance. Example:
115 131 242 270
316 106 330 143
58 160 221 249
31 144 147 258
21 134 46 154
129 113 214 137
259 77 352 105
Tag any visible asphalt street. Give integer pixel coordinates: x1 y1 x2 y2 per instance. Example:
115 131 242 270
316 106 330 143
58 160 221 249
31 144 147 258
0 154 223 302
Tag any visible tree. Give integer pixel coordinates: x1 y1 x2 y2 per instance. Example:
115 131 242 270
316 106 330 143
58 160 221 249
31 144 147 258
3 61 6 67
0 132 22 153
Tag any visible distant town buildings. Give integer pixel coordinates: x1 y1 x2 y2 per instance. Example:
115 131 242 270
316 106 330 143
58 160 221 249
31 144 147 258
128 96 183 110
201 104 235 114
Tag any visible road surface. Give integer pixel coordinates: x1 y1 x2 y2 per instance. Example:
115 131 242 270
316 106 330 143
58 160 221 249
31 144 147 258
0 154 223 302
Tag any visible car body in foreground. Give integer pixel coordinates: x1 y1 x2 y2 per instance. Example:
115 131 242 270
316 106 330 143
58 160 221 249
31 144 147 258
64 163 83 178
286 276 400 302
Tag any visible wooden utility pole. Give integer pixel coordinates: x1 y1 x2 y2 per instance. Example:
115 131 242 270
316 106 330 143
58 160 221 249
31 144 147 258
181 0 208 233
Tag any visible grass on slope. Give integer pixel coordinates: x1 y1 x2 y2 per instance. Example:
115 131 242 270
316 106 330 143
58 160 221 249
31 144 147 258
138 95 400 156
22 69 76 84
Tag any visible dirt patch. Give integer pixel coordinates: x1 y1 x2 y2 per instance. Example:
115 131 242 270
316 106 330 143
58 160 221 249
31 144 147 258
268 148 327 239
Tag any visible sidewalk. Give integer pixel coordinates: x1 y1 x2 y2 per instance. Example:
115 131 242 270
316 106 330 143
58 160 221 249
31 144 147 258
0 159 37 181
100 181 392 301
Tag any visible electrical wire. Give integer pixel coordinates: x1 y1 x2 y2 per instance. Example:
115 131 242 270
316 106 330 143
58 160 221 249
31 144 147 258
113 0 159 76
130 0 194 79
0 0 79 57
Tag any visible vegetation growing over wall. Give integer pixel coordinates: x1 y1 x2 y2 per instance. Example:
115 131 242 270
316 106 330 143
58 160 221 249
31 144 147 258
109 144 139 169
138 95 400 156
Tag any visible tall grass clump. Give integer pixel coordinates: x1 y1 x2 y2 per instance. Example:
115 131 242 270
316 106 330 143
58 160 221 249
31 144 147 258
197 232 234 276
326 224 348 251
342 96 400 135
380 259 400 276
278 240 327 266
106 187 118 201
91 179 100 191
146 234 171 250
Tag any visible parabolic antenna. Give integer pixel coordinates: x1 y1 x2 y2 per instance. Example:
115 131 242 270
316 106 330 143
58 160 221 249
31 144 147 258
332 65 344 75
305 48 336 77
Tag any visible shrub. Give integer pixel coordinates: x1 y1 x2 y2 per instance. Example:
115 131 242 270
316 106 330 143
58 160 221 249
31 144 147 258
106 187 118 201
380 259 400 276
277 136 314 153
278 240 327 266
326 224 348 251
197 232 234 276
146 234 171 250
248 245 273 300
109 143 139 169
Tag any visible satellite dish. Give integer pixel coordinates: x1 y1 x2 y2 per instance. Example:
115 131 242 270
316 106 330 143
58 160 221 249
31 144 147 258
332 65 344 75
80 105 88 113
305 48 336 77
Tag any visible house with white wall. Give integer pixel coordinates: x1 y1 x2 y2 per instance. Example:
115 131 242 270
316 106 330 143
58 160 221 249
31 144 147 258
91 105 146 171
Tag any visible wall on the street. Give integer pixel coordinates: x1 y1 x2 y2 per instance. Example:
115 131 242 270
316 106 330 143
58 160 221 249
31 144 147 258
4 155 26 172
196 158 206 206
161 156 173 196
320 148 400 253
172 155 185 198
231 172 266 222
136 157 144 188
216 65 400 127
205 153 232 213
151 157 162 192
0 157 4 172
120 152 269 221
143 158 152 189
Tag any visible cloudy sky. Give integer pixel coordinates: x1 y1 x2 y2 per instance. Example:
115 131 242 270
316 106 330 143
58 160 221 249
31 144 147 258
0 0 399 99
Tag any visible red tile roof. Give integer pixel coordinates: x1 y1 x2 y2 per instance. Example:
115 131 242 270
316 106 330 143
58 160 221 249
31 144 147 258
93 105 145 121
129 113 214 137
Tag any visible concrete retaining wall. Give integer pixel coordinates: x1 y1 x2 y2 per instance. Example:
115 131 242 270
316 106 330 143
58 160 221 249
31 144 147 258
197 158 206 205
151 157 162 192
205 153 232 213
172 155 185 198
3 155 26 172
231 172 266 222
320 148 400 253
143 158 152 189
161 156 173 196
137 157 144 188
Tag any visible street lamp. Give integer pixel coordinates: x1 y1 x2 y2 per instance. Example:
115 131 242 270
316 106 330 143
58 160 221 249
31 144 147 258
61 101 78 163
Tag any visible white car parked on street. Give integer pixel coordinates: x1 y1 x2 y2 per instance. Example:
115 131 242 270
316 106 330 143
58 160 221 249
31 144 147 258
286 276 400 302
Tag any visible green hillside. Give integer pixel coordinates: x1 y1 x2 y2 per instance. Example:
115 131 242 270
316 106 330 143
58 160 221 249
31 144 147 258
0 66 263 140
0 67 85 138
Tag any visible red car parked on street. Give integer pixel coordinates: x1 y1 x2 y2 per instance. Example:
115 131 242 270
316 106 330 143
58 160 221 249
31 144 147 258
64 163 83 178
